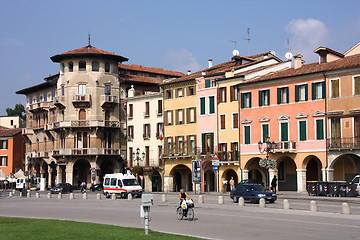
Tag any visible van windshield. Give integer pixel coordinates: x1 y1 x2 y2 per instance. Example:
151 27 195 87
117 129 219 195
122 179 139 186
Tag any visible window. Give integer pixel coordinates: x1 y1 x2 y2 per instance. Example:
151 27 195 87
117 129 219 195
241 92 251 108
331 79 340 98
209 96 215 114
129 147 133 167
201 133 214 153
29 95 32 104
316 119 324 140
36 93 40 102
244 125 251 144
200 97 206 115
78 84 86 95
110 178 116 186
105 62 110 72
259 89 270 107
220 114 225 130
44 91 47 101
145 102 150 116
178 136 184 153
312 82 325 100
128 104 133 118
219 87 226 103
158 145 163 160
188 108 196 123
143 124 151 138
177 88 183 97
295 84 308 102
61 86 65 96
156 123 163 139
166 90 172 99
354 76 360 95
105 85 111 95
10 120 13 126
157 100 163 114
176 109 184 124
189 135 196 154
68 62 73 72
0 156 7 166
51 89 55 99
166 110 173 125
79 61 86 71
299 120 307 141
262 124 269 143
205 79 211 88
219 143 227 152
0 140 8 149
167 137 173 154
61 63 64 73
321 54 327 63
92 61 99 71
277 87 289 104
149 73 157 78
187 86 195 96
331 118 341 139
128 126 134 140
230 86 238 101
280 122 289 141
233 113 239 129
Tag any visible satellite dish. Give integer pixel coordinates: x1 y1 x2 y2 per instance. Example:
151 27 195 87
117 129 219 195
285 52 293 60
232 49 240 56
270 50 276 56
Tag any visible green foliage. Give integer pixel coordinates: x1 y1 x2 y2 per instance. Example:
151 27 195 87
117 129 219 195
6 104 26 120
132 165 142 174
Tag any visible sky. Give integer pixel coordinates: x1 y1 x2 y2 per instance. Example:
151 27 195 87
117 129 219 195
0 0 360 115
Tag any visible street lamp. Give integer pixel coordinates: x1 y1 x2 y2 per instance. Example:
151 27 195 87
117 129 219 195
133 148 145 166
258 136 276 160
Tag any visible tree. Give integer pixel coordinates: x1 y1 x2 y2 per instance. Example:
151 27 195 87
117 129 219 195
6 104 26 120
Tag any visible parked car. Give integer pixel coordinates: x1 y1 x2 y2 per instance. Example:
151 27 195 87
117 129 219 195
350 175 360 195
50 183 74 194
90 183 103 192
230 184 277 203
238 179 265 187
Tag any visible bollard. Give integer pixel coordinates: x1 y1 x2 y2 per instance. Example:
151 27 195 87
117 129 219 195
70 193 74 199
161 194 167 202
111 193 116 200
36 192 40 198
238 197 245 206
341 203 351 215
198 195 204 203
19 191 22 197
259 198 266 208
283 199 290 210
83 193 88 199
9 191 13 198
96 193 101 200
218 196 224 205
58 192 62 199
310 200 317 212
27 190 31 198
12 190 16 194
47 193 52 198
128 193 133 200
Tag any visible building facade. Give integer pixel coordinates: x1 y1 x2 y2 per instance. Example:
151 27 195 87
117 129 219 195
0 116 25 129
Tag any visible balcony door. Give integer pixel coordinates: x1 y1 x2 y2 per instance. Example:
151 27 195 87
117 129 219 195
331 118 341 147
79 109 86 126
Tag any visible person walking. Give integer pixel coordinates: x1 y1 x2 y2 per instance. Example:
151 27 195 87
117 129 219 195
80 180 86 193
271 175 277 193
229 177 235 191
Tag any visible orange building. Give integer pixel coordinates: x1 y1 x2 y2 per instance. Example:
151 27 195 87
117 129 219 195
0 127 25 175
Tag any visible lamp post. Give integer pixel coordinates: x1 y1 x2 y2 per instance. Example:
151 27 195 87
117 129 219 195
258 136 276 160
132 148 145 166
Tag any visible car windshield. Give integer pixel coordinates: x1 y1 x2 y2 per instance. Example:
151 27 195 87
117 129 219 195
54 184 65 188
247 185 265 191
122 179 139 186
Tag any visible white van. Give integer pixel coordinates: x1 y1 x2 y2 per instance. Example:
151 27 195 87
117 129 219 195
350 175 360 195
103 173 143 198
16 178 26 189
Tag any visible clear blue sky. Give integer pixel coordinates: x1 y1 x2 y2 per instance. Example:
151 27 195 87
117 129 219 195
1 0 360 115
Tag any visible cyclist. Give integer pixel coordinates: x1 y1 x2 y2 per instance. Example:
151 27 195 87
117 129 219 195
179 189 192 215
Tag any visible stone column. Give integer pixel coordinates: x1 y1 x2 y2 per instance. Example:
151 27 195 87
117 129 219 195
164 176 173 192
326 168 334 182
321 168 327 181
48 168 53 188
241 170 249 181
268 168 278 186
65 164 73 186
56 165 62 184
296 169 307 193
144 173 152 192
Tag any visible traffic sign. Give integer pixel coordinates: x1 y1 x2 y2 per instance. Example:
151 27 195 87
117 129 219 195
212 153 219 161
213 165 219 171
212 160 220 166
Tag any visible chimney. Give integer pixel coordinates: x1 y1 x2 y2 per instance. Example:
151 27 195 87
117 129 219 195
187 70 191 75
208 59 213 68
294 54 304 69
128 85 135 98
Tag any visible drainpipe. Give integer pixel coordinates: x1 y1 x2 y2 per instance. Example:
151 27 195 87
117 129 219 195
216 82 220 192
237 86 243 181
323 71 328 181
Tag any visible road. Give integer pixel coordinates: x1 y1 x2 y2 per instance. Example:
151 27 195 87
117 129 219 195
1 192 360 240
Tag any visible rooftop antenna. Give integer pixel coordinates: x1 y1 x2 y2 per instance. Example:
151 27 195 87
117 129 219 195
286 38 291 52
244 28 252 56
229 40 237 50
88 33 91 46
229 40 239 56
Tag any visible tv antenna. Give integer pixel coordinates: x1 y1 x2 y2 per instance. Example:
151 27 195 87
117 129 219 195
286 38 291 51
244 28 252 56
88 32 91 46
229 40 237 50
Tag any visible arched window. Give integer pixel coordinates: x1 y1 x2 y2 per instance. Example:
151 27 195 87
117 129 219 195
105 62 110 72
92 61 99 72
79 61 86 71
61 63 65 73
68 62 73 72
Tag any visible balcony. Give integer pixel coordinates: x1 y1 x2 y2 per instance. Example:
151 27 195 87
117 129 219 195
53 120 120 130
72 94 91 107
53 96 65 109
22 128 33 135
101 95 118 108
218 151 240 162
272 141 297 153
327 137 360 150
44 123 53 131
29 101 50 113
52 148 120 157
26 151 49 159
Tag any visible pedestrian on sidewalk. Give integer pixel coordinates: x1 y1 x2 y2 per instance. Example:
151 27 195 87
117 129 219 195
271 176 277 193
229 177 235 191
222 178 228 193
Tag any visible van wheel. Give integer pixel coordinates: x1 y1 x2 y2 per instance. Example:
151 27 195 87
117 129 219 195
120 192 127 199
105 192 110 198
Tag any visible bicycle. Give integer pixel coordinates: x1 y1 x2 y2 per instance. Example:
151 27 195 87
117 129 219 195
176 200 194 221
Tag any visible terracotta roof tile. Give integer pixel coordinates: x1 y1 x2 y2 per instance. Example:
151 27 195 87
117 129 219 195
120 75 164 85
0 128 22 137
119 64 184 77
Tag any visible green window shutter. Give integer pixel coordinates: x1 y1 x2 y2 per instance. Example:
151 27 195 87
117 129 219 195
277 88 281 104
281 122 288 141
210 132 214 153
295 85 299 102
209 96 215 114
266 90 270 105
312 83 316 100
202 133 206 153
200 98 205 115
305 84 308 101
321 81 326 99
205 79 211 88
286 87 289 103
316 119 324 140
259 90 263 107
299 121 307 141
245 126 251 144
249 92 252 108
262 124 269 143
241 93 245 108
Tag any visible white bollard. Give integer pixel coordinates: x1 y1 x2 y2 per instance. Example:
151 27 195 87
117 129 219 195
283 199 290 210
198 195 204 203
13 190 16 194
19 191 22 197
36 192 40 198
111 193 116 200
96 193 101 200
47 193 52 198
128 193 133 200
27 190 31 198
218 196 224 205
161 194 167 202
83 193 88 199
238 197 245 206
58 192 62 199
259 198 266 208
70 193 74 199
342 203 351 215
310 200 318 212
9 191 13 197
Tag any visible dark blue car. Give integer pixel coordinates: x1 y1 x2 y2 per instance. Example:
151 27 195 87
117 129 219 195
230 184 277 204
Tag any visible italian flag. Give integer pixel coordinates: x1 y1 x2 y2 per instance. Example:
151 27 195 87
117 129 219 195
159 127 164 140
